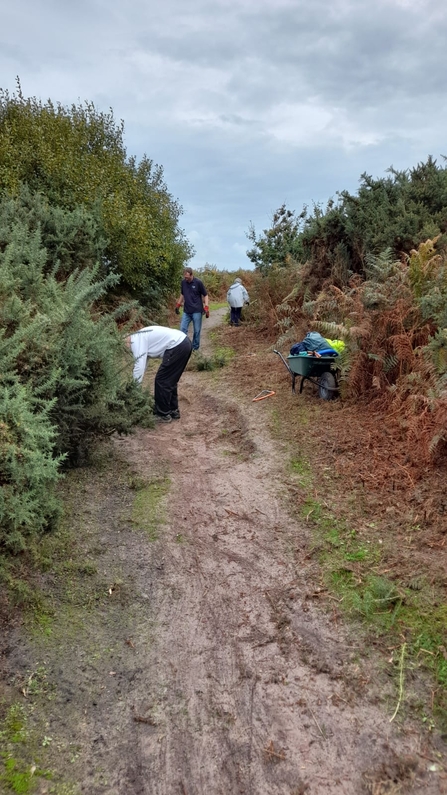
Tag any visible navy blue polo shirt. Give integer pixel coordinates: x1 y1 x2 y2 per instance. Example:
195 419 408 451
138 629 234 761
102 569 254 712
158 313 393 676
181 277 207 314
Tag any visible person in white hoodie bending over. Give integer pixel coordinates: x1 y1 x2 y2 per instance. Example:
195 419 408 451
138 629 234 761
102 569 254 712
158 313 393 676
227 277 249 327
127 326 192 423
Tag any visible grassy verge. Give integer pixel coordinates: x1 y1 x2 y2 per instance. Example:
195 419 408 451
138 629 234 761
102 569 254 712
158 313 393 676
130 473 170 541
292 453 447 730
0 443 170 793
0 702 77 795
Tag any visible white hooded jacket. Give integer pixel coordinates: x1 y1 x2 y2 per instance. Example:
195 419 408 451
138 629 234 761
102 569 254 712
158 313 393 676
227 280 249 308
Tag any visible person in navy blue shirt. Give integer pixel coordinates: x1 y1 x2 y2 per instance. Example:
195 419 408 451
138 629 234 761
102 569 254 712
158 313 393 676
175 267 209 351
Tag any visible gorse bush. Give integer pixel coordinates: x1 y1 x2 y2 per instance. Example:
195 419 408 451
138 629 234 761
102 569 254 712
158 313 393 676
0 190 153 553
0 382 61 553
0 79 189 562
247 158 447 289
0 83 190 567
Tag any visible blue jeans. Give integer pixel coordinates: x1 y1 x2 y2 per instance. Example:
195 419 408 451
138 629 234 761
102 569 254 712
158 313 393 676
180 311 203 350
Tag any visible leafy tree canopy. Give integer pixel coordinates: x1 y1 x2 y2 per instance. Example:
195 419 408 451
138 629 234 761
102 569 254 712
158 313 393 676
246 203 305 273
0 80 193 305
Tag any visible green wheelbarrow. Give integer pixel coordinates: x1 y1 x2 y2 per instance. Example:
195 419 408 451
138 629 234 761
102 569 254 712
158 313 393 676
274 350 339 400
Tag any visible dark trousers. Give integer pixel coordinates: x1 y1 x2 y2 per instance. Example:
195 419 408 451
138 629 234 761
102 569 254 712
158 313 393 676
154 337 192 415
230 306 242 326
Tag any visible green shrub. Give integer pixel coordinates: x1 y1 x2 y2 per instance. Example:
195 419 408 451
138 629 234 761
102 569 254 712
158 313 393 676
0 190 153 461
0 383 61 552
0 190 153 552
192 347 234 371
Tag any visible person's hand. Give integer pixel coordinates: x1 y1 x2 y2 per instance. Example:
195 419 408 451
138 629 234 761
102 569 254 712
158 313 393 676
204 305 209 318
175 303 181 315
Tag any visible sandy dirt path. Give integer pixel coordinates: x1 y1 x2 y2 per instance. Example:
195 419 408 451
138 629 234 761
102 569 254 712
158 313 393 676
108 311 444 795
1 309 445 795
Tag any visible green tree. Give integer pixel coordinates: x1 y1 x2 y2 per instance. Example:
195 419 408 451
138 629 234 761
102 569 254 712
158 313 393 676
0 81 193 307
246 204 304 273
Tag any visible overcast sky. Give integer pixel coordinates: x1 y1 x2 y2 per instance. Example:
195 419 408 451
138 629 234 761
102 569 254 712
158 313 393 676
2 0 446 271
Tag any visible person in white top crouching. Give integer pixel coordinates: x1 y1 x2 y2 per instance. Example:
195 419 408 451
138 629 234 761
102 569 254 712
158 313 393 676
127 326 192 423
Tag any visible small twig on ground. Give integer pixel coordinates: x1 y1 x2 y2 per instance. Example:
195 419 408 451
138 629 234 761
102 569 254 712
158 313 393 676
131 705 157 725
390 642 407 722
308 706 327 738
263 740 286 762
426 538 447 549
394 461 415 488
133 714 156 725
330 691 349 705
253 635 276 648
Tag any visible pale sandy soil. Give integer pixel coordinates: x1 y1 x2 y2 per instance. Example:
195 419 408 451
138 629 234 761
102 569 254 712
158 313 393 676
1 308 446 795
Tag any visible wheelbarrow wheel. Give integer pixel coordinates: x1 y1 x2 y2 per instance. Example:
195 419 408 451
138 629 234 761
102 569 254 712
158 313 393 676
318 371 337 400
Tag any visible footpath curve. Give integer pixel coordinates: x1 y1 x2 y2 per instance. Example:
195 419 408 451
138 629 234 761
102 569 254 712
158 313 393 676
108 311 444 794
1 308 444 795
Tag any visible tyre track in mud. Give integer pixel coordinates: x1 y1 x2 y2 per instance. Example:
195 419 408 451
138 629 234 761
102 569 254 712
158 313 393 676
111 340 444 795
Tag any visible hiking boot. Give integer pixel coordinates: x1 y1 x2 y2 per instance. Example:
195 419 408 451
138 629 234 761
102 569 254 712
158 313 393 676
170 410 181 420
154 413 172 424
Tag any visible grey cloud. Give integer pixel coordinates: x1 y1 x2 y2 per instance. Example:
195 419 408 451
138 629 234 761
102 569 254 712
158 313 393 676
1 0 447 270
129 114 419 269
131 0 447 112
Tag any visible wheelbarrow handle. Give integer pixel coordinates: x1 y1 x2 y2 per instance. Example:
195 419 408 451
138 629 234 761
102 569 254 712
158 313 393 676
273 349 292 375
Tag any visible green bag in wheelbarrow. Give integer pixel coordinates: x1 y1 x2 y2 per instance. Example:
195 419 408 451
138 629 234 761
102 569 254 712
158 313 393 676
274 349 340 400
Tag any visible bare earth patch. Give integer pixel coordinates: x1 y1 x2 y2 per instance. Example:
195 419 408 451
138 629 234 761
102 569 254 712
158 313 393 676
0 310 446 794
